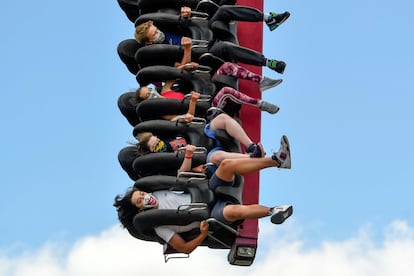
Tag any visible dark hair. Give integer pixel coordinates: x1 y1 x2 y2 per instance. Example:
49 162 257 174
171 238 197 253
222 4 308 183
113 186 140 228
128 87 146 107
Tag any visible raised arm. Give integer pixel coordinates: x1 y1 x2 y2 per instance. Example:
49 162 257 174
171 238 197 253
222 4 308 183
172 36 192 68
162 36 193 93
177 144 196 173
166 91 199 121
187 91 199 116
168 221 209 254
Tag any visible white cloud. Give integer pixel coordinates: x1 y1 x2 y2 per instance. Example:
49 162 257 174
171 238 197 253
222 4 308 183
1 220 414 276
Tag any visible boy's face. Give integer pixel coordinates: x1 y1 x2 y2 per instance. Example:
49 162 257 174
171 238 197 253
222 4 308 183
146 25 164 44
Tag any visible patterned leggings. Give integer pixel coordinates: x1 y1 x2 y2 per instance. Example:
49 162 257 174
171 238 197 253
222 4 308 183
213 62 262 83
212 86 260 109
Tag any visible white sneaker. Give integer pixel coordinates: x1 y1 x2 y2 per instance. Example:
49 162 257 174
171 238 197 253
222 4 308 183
272 135 291 169
270 205 293 224
259 77 283 92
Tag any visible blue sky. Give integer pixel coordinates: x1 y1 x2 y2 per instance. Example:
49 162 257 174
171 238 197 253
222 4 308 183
1 0 414 275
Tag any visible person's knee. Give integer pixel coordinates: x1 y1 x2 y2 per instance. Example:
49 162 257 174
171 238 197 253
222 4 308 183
217 158 236 171
223 204 244 221
209 151 224 165
215 112 230 122
210 113 229 129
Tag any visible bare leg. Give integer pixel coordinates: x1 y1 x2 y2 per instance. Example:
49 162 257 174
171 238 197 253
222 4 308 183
209 150 250 166
209 113 253 147
223 204 271 222
215 157 280 182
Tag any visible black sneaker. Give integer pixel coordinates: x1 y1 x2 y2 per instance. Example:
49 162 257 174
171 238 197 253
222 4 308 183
266 11 291 31
267 60 286 74
246 142 263 158
270 205 293 224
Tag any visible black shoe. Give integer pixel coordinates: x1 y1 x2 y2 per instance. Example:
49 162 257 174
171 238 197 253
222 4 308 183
246 143 263 158
266 11 291 31
270 205 293 224
267 60 286 74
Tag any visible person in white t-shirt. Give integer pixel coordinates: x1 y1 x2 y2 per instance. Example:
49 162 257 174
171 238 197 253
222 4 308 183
114 135 293 254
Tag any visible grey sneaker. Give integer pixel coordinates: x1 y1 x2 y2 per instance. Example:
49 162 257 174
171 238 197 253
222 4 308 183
270 205 293 224
259 77 283 92
259 101 280 114
272 135 291 169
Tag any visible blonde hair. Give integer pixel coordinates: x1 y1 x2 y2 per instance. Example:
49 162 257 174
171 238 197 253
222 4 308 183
136 132 153 153
135 21 153 44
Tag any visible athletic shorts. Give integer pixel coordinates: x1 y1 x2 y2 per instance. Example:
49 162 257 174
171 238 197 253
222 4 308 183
209 173 238 226
208 172 234 192
211 199 233 225
204 123 223 163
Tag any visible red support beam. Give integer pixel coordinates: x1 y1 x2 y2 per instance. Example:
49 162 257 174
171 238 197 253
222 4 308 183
236 0 263 242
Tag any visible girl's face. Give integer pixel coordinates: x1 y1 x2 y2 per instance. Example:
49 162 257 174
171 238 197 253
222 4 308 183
147 135 168 153
130 190 147 209
138 87 153 100
147 135 160 152
130 190 158 210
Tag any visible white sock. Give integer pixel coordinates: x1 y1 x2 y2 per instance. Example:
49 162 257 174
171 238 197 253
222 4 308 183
263 13 271 22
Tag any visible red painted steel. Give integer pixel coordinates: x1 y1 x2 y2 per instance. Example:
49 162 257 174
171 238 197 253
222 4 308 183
235 0 263 245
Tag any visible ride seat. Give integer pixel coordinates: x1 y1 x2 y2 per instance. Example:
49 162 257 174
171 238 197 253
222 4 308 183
131 173 245 261
118 92 140 127
128 119 240 178
133 119 240 153
136 65 216 96
136 97 210 122
117 39 142 75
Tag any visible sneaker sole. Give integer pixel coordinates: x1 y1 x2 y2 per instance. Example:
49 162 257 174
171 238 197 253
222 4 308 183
277 12 291 27
281 135 291 169
277 62 286 74
271 205 293 224
260 79 283 92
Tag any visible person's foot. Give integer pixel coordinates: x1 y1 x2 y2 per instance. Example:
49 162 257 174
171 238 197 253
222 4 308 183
272 135 291 169
270 205 293 224
246 142 264 158
259 77 283 92
259 100 280 114
267 60 286 74
266 11 291 31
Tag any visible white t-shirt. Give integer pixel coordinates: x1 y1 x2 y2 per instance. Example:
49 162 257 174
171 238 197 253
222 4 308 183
153 191 201 243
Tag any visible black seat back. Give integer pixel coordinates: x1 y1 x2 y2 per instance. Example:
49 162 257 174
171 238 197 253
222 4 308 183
136 97 210 122
118 92 139 127
131 175 214 243
118 146 142 180
117 39 142 75
132 152 206 178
